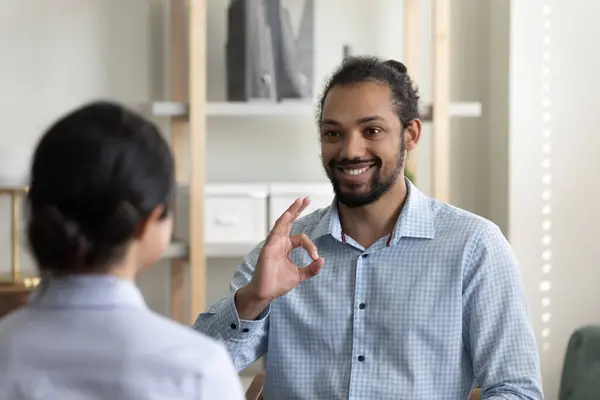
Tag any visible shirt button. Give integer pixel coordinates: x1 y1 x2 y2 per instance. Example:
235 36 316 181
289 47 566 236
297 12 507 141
359 303 366 310
361 254 369 258
357 355 365 362
230 323 237 330
242 328 250 333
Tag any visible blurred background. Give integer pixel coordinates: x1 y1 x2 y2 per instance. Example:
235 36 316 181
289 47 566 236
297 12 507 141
0 1 598 398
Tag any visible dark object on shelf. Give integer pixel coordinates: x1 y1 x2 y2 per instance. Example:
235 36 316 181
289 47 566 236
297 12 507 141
226 0 277 101
226 0 314 102
295 0 314 97
343 45 351 60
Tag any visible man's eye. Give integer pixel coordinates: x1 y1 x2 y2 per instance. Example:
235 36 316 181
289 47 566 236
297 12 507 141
322 131 340 137
365 127 382 136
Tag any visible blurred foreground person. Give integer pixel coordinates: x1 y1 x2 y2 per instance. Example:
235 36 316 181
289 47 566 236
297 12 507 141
0 101 244 400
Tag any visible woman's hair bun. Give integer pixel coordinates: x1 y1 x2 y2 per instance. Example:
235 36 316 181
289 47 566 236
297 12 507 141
27 206 90 273
383 59 408 74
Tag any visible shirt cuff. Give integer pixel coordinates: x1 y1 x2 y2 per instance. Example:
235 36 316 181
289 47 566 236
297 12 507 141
220 290 270 341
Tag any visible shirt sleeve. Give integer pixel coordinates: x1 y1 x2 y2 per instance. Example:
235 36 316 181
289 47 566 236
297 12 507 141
193 243 270 371
463 222 544 400
198 343 246 400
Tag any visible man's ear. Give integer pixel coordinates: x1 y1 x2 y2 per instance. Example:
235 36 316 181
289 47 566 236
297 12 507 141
404 119 422 151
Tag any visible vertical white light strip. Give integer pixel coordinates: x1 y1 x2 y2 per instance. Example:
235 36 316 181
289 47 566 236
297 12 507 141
540 0 553 353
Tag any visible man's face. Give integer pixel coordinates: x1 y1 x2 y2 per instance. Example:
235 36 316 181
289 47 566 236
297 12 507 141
319 82 407 208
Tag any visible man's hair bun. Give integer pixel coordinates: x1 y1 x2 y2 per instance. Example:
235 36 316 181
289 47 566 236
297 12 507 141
383 59 408 74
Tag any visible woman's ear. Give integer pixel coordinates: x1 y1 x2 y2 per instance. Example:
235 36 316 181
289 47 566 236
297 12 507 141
134 205 166 240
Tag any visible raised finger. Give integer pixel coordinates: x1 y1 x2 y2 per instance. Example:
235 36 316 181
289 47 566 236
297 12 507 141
268 197 309 239
290 233 319 260
295 197 311 217
285 197 310 222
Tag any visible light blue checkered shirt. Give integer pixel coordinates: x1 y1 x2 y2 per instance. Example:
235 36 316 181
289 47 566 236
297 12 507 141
194 180 543 399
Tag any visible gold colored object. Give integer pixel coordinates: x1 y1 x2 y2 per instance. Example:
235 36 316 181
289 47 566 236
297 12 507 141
0 186 38 286
11 190 20 281
0 275 41 288
23 277 41 288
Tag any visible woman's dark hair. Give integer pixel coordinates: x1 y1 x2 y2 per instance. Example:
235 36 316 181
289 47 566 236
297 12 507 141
27 100 175 275
317 56 420 127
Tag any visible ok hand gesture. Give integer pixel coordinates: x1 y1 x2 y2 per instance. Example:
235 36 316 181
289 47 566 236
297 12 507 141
246 197 324 302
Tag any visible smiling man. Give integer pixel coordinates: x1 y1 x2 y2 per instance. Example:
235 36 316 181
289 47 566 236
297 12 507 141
194 56 544 399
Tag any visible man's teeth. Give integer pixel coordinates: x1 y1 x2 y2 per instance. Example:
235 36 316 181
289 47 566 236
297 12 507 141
343 167 370 176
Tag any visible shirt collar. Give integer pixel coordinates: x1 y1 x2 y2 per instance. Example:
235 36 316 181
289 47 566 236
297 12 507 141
311 177 435 245
28 275 147 309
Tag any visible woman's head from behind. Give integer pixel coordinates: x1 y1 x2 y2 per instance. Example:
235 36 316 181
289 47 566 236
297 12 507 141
27 101 175 278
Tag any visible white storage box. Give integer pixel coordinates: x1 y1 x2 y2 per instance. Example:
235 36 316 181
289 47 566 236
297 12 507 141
268 183 334 228
175 184 269 257
0 147 32 187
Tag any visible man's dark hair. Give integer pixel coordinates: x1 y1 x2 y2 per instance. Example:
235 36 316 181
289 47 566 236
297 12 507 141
317 56 420 127
26 100 175 275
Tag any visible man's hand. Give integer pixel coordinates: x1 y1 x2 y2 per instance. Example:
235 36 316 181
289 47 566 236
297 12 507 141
235 197 324 320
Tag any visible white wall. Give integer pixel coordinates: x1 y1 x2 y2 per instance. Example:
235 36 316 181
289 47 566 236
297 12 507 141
449 0 492 219
0 0 167 277
509 0 600 398
487 0 510 235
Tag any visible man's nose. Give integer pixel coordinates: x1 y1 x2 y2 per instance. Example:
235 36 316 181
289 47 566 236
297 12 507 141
339 132 367 160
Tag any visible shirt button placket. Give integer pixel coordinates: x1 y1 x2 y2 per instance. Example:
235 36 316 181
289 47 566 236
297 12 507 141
349 252 369 397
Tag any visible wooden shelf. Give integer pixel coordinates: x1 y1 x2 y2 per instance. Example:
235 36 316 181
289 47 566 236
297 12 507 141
206 242 257 258
165 239 255 259
1 238 246 266
449 102 482 117
150 100 482 120
151 100 314 117
422 102 482 119
0 186 28 195
163 240 189 260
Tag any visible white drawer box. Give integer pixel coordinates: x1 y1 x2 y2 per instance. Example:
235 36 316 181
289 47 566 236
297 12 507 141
205 185 268 244
268 183 334 228
175 184 269 257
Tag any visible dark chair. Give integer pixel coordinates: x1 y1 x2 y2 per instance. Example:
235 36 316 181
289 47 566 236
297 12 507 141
559 325 600 400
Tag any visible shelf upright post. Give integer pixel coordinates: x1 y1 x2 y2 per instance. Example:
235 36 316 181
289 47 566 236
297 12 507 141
188 0 208 321
404 0 420 182
432 0 451 202
168 0 189 324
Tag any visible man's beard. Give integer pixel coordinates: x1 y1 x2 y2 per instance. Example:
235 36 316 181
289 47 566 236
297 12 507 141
324 146 406 209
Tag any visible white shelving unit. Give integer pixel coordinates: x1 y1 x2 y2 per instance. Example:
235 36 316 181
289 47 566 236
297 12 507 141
150 100 481 119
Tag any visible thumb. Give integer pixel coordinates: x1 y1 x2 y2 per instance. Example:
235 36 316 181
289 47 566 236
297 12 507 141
297 257 324 283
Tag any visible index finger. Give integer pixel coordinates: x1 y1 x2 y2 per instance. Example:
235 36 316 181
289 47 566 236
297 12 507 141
268 197 310 239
